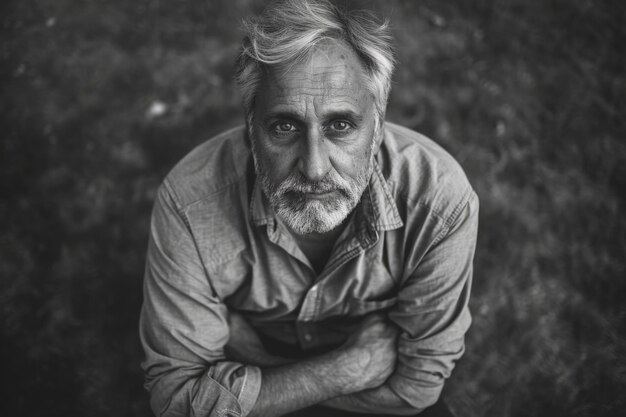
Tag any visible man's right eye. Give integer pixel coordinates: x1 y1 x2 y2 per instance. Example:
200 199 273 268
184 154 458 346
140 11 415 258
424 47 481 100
273 122 297 134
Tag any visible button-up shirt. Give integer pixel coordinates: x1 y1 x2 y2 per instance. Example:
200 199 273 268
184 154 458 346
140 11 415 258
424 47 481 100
140 122 479 416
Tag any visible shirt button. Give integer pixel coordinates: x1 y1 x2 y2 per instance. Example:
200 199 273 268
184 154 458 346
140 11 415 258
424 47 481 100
304 333 312 342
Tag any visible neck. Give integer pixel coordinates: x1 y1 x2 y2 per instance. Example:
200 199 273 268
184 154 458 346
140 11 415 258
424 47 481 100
294 225 344 243
279 218 346 274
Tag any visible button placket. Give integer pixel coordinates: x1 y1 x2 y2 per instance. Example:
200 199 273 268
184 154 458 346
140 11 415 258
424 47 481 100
297 283 319 321
297 321 315 348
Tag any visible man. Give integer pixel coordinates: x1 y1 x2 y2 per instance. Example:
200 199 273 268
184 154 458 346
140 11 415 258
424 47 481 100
140 1 478 416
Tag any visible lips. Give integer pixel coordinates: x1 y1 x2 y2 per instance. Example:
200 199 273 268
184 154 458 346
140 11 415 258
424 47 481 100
305 190 337 200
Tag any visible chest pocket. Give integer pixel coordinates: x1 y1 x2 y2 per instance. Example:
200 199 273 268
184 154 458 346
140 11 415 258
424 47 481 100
186 191 247 267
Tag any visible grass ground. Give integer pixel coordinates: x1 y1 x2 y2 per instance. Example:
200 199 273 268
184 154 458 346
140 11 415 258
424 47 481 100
1 0 625 416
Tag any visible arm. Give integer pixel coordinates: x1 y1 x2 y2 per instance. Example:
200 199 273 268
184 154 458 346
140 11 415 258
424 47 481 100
227 313 399 417
140 183 262 417
321 385 415 415
249 346 381 417
226 312 415 415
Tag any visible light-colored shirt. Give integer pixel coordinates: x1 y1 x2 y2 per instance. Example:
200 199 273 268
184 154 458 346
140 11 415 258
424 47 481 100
140 122 479 416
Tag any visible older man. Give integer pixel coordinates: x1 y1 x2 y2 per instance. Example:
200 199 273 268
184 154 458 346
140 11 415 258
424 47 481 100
140 1 478 416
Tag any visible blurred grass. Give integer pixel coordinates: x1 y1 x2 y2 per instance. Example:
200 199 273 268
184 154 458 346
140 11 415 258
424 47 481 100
1 0 625 416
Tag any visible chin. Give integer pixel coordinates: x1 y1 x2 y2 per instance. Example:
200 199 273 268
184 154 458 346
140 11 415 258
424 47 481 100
277 200 352 235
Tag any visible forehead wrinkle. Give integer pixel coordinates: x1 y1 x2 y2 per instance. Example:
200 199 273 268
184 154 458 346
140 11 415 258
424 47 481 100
269 88 363 112
273 67 358 90
265 97 363 123
269 84 360 100
266 76 363 107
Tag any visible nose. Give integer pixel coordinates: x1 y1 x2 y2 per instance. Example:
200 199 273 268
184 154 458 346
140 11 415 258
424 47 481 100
298 128 330 182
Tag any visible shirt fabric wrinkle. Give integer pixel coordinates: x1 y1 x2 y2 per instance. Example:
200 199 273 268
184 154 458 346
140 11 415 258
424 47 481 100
140 122 478 415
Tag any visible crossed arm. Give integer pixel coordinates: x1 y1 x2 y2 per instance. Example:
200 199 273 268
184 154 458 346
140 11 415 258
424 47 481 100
141 184 477 416
225 312 419 417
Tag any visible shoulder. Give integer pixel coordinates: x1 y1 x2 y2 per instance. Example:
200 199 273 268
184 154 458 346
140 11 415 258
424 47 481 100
160 126 253 266
163 125 252 208
379 122 475 223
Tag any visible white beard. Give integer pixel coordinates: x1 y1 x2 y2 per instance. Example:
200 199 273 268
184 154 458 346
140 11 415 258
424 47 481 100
253 150 374 235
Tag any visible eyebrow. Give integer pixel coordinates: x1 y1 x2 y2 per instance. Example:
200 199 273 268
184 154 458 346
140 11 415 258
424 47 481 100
262 109 364 125
262 111 302 125
324 110 364 124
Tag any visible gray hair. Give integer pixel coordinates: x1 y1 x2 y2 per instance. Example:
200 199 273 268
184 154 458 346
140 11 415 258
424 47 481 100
235 0 396 127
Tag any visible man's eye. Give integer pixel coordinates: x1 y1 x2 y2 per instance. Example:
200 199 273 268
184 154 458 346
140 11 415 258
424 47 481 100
274 122 296 133
331 121 351 131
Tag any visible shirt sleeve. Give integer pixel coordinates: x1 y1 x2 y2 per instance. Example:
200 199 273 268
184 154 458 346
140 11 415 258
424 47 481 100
139 181 261 417
387 190 479 410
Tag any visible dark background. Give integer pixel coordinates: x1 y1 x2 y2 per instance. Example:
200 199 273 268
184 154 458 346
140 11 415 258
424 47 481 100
1 0 625 416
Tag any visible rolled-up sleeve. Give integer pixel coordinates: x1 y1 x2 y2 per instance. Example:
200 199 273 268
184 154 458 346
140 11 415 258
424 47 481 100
140 182 261 417
388 190 478 410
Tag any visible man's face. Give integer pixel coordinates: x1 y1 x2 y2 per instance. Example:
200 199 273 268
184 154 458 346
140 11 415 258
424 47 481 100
250 41 380 235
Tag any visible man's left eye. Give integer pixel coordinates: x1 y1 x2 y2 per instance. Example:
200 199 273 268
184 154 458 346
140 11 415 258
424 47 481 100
331 121 351 131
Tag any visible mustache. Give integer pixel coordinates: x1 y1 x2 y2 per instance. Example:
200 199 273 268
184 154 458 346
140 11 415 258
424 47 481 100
275 171 351 196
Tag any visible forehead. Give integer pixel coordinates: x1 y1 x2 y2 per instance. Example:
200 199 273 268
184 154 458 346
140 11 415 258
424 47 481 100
256 40 372 114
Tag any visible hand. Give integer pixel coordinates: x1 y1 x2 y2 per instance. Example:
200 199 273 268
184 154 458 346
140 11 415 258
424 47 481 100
340 313 399 391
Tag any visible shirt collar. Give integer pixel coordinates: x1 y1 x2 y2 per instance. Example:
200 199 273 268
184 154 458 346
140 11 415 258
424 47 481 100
249 160 403 232
366 160 404 231
249 177 273 227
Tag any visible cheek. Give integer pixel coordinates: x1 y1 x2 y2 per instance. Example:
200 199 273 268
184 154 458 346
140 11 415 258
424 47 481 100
256 139 297 180
331 150 365 179
270 156 294 180
357 133 376 161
